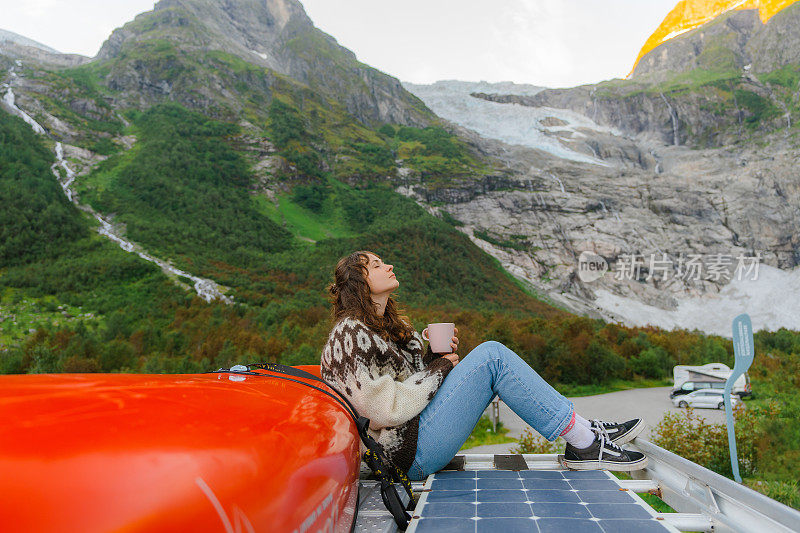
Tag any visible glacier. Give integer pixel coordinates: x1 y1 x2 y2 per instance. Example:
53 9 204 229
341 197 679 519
403 80 617 165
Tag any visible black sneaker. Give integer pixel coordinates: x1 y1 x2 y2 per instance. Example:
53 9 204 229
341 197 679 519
590 418 645 445
563 429 648 471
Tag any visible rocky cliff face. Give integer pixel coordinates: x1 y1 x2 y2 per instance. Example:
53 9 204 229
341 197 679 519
633 2 800 78
474 58 793 150
403 80 800 334
448 3 800 152
0 42 90 69
95 0 432 127
472 82 775 149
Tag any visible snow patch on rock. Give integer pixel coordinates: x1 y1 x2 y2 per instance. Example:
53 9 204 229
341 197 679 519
594 264 800 337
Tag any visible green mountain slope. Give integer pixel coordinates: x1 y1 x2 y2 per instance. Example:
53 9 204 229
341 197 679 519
78 104 293 270
0 111 86 265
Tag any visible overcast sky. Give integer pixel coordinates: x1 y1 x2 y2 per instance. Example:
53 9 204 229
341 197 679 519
0 0 676 88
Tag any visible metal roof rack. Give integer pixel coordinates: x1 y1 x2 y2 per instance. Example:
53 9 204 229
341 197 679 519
354 438 800 532
629 438 800 532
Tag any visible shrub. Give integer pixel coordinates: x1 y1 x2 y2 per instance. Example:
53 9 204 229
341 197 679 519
651 405 765 478
281 343 320 366
759 65 800 89
512 428 563 454
283 144 322 178
745 480 800 509
734 89 780 125
292 183 328 213
689 336 730 365
355 143 393 169
99 340 136 372
1 348 27 374
585 341 626 384
396 126 464 159
29 344 61 373
378 124 396 137
62 356 101 373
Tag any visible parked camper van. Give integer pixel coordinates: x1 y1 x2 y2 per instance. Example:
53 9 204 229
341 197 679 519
670 363 751 399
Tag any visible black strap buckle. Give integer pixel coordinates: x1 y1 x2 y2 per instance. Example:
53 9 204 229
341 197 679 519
380 478 411 531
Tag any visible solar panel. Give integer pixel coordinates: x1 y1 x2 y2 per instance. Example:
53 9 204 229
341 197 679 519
406 468 678 533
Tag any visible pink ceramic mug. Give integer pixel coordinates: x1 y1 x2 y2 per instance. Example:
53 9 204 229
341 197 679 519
422 323 455 353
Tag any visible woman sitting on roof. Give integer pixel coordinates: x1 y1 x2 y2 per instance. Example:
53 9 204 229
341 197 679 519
320 250 648 481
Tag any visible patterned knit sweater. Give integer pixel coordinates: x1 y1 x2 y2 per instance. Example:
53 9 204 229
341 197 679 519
320 317 454 473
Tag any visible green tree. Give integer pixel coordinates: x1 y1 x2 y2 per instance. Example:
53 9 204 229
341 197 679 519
631 346 675 379
268 99 306 149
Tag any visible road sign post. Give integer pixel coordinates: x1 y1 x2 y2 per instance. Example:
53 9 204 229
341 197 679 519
727 313 755 483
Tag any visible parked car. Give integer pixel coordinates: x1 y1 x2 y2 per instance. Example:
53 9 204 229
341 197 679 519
672 389 740 410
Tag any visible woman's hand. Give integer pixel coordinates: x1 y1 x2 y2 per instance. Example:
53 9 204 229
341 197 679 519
442 327 460 366
450 327 459 353
443 353 460 367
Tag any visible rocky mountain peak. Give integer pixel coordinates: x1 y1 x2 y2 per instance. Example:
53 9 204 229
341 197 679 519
631 0 800 78
94 0 430 126
159 0 312 68
97 0 311 69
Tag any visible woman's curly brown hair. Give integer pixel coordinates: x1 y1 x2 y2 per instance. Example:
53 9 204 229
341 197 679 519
328 250 415 344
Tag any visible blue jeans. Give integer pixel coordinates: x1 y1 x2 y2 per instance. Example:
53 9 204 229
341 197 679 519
407 341 574 481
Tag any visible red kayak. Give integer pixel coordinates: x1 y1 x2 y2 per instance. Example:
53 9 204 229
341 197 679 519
0 365 359 532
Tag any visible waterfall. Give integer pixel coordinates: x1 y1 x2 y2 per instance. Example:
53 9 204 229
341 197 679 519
3 86 46 134
548 173 566 193
659 92 680 146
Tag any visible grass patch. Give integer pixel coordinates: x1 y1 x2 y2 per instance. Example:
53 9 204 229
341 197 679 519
758 64 800 89
745 480 800 510
74 142 140 207
252 191 356 242
0 289 99 347
461 415 517 450
556 378 672 397
474 229 531 251
612 472 676 513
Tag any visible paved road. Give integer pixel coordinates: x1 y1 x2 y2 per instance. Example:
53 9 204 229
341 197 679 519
461 386 728 454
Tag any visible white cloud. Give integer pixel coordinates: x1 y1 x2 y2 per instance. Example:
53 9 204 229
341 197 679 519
301 0 676 87
0 0 676 86
0 0 156 56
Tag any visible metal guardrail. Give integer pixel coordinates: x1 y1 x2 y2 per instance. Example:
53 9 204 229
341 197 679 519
629 438 800 533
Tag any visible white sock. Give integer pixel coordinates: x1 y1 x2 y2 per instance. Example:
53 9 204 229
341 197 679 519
575 413 591 429
560 413 596 449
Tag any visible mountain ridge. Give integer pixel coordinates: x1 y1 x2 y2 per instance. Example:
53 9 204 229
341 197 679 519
94 0 433 128
632 0 800 78
0 28 59 54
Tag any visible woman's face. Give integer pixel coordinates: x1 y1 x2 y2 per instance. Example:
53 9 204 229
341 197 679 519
363 253 399 296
